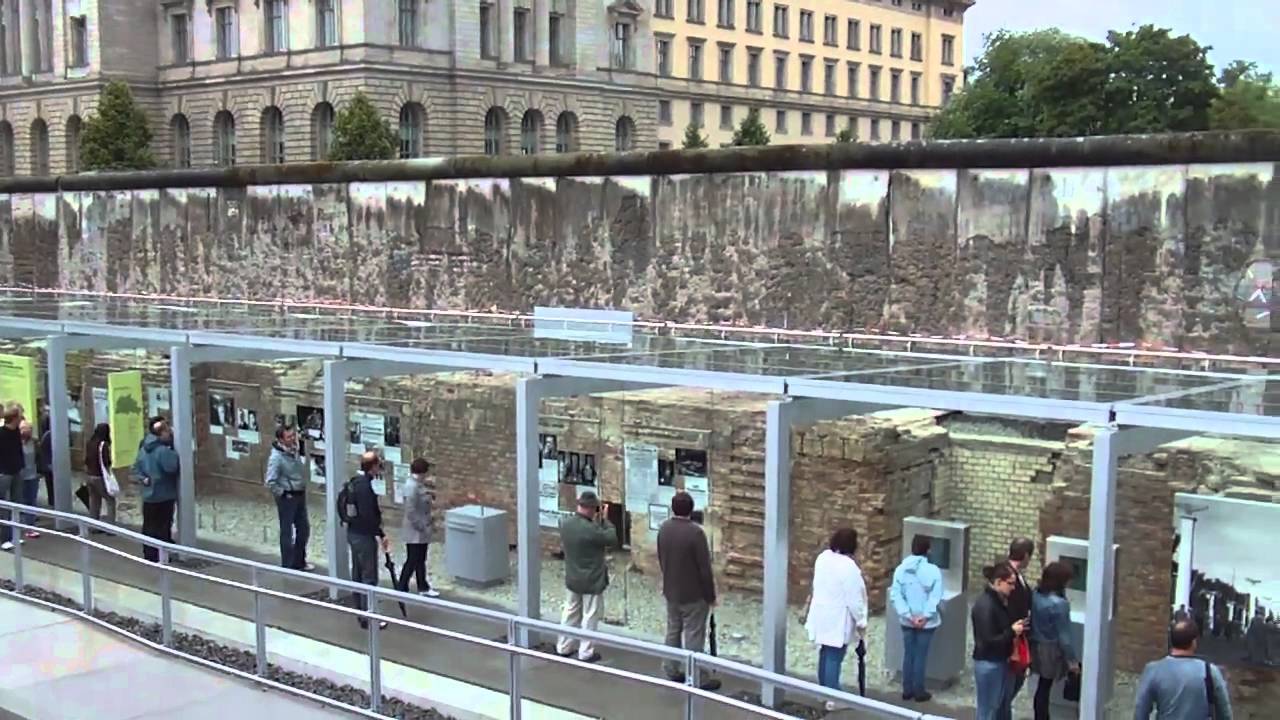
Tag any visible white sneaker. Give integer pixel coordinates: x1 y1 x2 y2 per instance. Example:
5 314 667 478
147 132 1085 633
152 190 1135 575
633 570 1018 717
303 562 317 571
824 700 838 712
421 589 441 598
0 542 12 551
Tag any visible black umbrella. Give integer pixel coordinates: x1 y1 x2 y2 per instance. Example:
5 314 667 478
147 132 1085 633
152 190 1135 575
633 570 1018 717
855 639 867 697
382 551 408 618
708 613 718 656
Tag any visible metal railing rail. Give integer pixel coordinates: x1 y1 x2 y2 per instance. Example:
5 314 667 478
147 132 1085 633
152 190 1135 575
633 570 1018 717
0 501 943 720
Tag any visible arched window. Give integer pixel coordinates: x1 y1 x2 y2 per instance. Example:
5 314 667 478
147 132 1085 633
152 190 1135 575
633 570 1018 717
0 122 13 175
555 112 578 154
399 103 424 159
65 115 82 173
483 107 506 156
213 110 236 167
311 102 335 160
171 114 192 168
614 116 636 152
30 119 49 175
520 110 543 155
262 106 286 164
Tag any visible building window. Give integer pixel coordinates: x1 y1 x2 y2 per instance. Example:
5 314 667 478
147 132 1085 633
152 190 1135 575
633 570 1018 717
688 40 702 80
799 56 812 92
612 21 632 69
655 0 673 17
911 121 921 140
656 37 671 76
215 6 236 59
520 110 542 155
868 24 881 54
169 13 190 63
912 1 923 9
265 0 286 54
479 2 495 58
846 19 859 50
942 34 955 66
68 16 87 67
262 107 285 163
942 74 956 104
943 6 954 16
846 116 857 138
773 53 786 89
316 0 337 47
484 108 506 155
514 9 530 61
910 73 921 105
171 114 191 169
891 120 900 141
213 111 236 167
0 3 15 76
717 0 733 28
399 0 418 47
555 112 578 152
800 112 812 136
658 100 672 125
690 102 704 127
798 10 812 42
889 28 902 58
846 62 859 98
29 119 48 175
311 102 334 160
549 13 564 63
65 115 82 172
719 104 733 129
774 109 786 133
824 113 835 137
910 31 922 61
687 0 703 22
772 4 787 38
747 49 760 86
746 0 761 31
868 65 881 99
0 122 12 174
823 15 836 46
718 44 733 82
869 117 880 141
614 116 636 152
823 60 836 95
890 69 901 102
399 103 424 158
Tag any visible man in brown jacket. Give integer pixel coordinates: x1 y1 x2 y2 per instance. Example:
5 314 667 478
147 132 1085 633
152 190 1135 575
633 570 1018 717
657 491 720 690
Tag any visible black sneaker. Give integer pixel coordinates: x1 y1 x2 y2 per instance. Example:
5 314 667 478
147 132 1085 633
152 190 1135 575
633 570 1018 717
698 678 722 692
913 692 933 703
667 672 687 683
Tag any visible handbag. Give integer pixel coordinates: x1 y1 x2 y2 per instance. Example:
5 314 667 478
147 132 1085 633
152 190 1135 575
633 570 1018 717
1063 666 1082 702
99 444 120 498
1010 635 1032 674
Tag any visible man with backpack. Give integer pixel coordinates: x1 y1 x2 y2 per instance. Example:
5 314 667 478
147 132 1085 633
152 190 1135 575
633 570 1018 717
134 418 180 563
1134 619 1233 720
338 451 390 630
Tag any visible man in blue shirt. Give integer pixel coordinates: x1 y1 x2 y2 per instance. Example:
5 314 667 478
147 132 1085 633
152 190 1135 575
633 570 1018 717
1134 619 1232 720
135 418 180 563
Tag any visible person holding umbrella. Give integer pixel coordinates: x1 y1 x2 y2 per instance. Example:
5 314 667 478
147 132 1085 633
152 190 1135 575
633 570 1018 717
804 527 868 711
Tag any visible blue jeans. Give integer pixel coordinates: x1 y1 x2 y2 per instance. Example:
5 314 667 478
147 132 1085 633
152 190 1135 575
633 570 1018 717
817 644 847 690
20 475 39 526
0 473 17 542
901 626 935 698
974 659 1013 720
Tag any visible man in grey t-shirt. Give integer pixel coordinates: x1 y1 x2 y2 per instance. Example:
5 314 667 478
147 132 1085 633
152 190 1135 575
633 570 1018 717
1134 619 1232 720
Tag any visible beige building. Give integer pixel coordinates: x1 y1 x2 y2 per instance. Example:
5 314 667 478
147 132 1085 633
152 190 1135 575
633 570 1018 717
652 0 968 148
0 0 964 174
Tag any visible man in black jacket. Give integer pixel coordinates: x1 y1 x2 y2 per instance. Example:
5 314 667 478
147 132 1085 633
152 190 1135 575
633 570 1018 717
0 405 25 550
656 491 719 689
344 451 390 629
1006 538 1035 705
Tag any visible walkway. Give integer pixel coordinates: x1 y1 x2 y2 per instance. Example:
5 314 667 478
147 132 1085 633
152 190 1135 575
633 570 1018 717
0 594 360 720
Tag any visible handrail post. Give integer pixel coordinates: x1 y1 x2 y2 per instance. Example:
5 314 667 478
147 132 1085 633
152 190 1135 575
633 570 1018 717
683 652 698 720
508 618 522 720
252 567 267 677
78 520 93 614
159 547 173 647
12 517 23 591
367 588 381 714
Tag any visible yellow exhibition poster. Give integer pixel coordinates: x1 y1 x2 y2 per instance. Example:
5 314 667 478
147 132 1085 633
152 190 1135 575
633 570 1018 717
107 370 145 468
0 354 38 423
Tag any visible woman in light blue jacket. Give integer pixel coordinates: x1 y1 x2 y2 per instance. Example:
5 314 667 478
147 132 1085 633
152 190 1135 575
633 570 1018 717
889 534 943 703
1029 561 1079 720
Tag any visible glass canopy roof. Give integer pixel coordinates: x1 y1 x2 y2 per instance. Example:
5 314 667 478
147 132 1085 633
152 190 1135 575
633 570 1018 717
0 292 1274 439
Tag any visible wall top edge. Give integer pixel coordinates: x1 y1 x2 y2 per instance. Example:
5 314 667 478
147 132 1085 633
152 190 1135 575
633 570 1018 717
3 130 1278 194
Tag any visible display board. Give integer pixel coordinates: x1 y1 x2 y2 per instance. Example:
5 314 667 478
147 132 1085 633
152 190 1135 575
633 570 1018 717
107 370 144 468
0 354 37 422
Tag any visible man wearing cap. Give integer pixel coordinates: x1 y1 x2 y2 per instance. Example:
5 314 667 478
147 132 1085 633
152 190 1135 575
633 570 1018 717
555 490 616 663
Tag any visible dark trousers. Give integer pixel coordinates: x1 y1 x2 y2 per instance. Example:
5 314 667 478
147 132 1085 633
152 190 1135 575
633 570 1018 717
1033 675 1053 720
398 543 430 593
275 492 310 569
141 499 176 563
41 472 53 510
348 532 380 621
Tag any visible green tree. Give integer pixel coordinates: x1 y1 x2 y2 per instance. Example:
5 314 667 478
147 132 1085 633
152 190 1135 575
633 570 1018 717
834 127 856 143
327 92 398 161
80 81 155 171
681 122 709 149
731 108 771 146
1211 61 1280 130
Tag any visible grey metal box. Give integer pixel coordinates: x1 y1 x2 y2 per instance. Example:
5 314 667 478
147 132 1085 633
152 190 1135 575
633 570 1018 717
444 505 509 586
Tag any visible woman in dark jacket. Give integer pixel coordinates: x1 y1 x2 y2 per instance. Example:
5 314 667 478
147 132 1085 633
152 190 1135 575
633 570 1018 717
1030 562 1080 720
971 560 1027 720
84 424 117 528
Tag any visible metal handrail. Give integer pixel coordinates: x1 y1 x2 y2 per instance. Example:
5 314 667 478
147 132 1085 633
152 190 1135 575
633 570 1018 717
0 501 937 720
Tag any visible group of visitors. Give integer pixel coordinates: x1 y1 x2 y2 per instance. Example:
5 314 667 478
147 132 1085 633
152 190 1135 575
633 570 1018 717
0 404 53 551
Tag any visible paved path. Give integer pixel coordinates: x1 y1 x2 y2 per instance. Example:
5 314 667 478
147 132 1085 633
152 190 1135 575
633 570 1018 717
0 594 360 720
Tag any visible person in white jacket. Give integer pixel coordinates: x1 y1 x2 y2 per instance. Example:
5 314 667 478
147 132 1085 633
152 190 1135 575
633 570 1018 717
804 527 868 704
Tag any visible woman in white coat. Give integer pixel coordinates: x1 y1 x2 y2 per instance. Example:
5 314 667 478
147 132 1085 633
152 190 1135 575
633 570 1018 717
804 527 868 701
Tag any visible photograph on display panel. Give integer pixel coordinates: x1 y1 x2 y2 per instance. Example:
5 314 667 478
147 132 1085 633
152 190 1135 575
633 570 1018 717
1173 494 1280 667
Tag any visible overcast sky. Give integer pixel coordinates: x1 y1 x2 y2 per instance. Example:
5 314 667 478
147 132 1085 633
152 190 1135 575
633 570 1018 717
964 0 1279 76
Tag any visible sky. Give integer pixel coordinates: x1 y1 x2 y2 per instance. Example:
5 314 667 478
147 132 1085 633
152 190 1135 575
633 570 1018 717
963 0 1279 77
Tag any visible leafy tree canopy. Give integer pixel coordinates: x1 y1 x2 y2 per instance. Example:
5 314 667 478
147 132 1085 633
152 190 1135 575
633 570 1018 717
681 122 709 149
328 92 398 161
1211 61 1280 130
835 127 856 143
731 108 771 146
80 81 155 171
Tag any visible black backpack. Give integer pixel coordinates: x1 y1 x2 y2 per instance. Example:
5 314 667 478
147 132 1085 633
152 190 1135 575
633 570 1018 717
335 476 364 525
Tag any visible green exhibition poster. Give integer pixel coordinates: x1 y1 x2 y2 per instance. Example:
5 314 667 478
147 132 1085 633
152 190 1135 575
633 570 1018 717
108 370 145 468
0 354 37 422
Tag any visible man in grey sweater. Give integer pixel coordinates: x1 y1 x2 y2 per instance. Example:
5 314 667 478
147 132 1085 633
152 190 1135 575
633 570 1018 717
1134 619 1232 720
265 427 312 570
657 491 719 690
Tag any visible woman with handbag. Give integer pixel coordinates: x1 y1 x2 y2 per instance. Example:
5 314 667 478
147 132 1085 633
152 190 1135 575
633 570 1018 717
803 527 868 711
84 424 118 529
1030 562 1080 719
971 560 1027 720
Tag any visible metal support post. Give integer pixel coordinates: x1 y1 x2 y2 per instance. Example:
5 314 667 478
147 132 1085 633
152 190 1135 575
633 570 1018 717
368 588 382 714
46 336 74 524
323 360 351 594
79 522 93 614
683 653 698 720
252 567 267 676
170 346 197 546
1081 426 1117 720
514 377 542 631
507 618 523 720
12 516 23 590
159 547 173 647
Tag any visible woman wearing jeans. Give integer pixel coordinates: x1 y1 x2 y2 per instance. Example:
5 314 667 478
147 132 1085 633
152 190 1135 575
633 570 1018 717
890 534 943 702
804 528 867 711
971 560 1027 720
1030 562 1079 720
